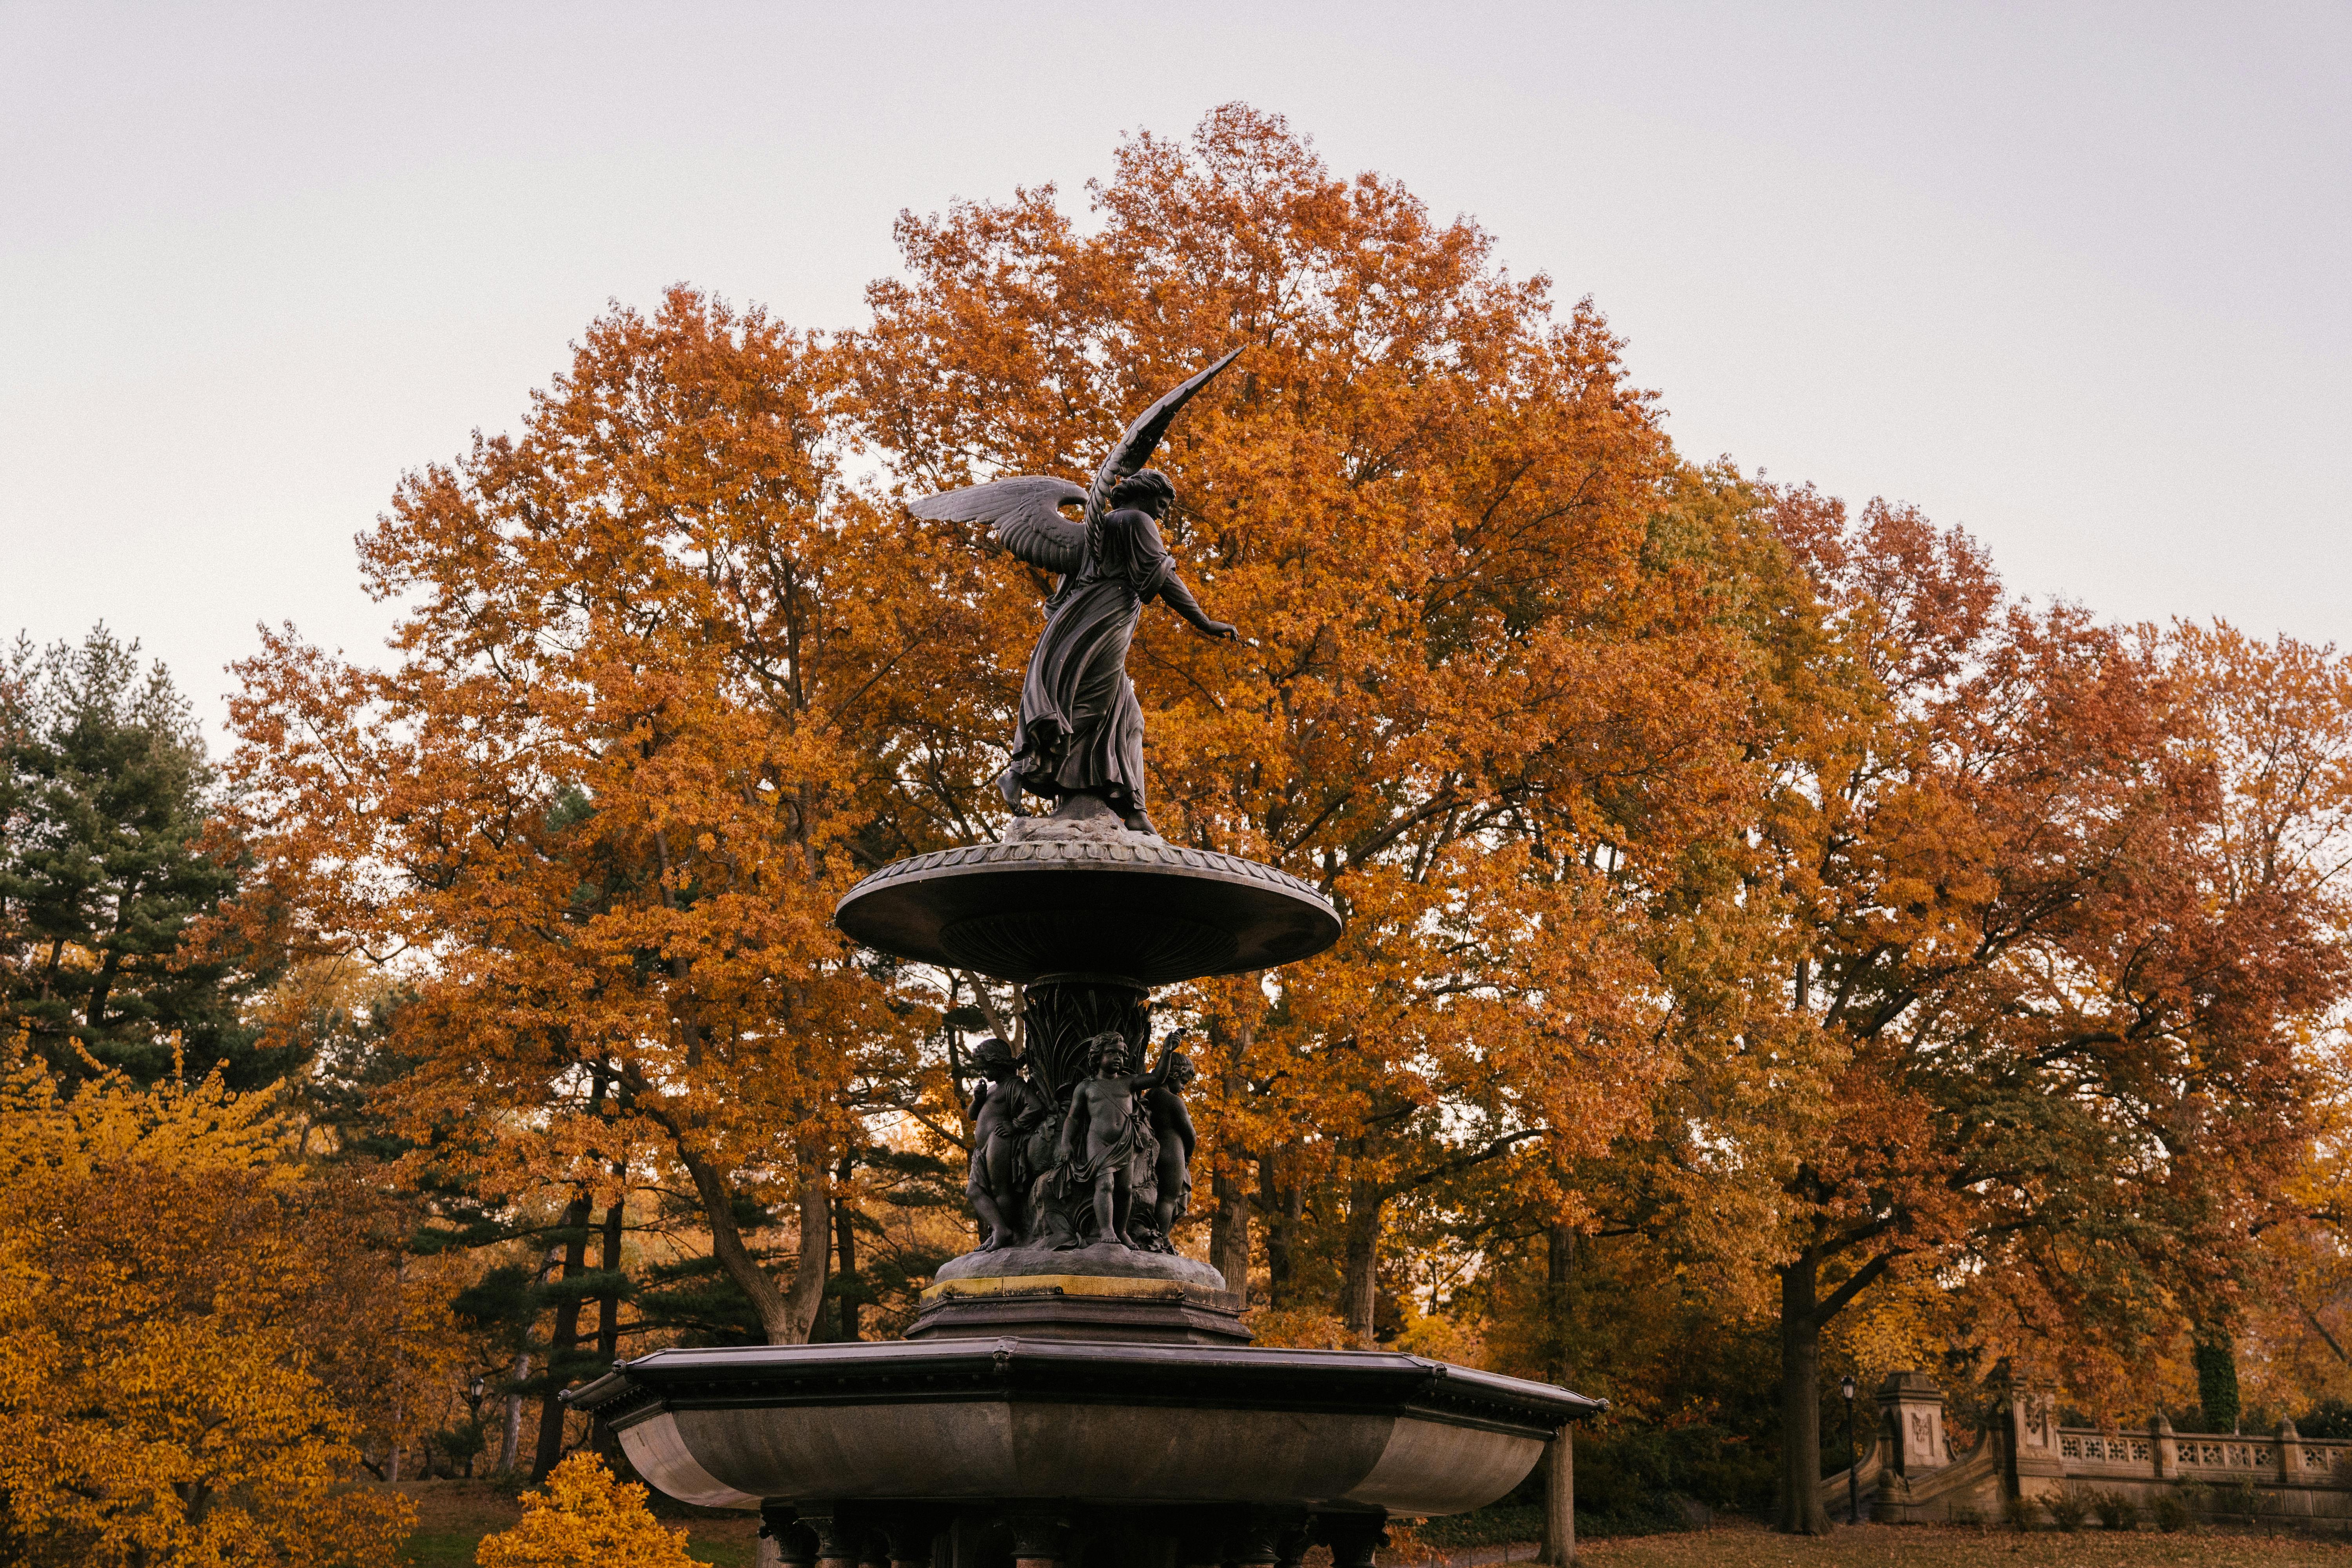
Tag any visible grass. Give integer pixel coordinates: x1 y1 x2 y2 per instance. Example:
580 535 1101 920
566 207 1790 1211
383 1482 2352 1568
397 1530 753 1565
387 1478 760 1567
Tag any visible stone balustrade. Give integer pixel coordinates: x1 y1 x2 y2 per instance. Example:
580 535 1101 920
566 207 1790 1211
1822 1372 2352 1529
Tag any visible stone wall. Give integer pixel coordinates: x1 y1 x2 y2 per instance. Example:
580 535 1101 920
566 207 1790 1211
1822 1372 2352 1528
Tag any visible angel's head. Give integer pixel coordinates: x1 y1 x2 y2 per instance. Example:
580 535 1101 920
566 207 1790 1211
1109 469 1176 518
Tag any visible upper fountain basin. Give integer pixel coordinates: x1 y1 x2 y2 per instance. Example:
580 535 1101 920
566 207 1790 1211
833 829 1340 985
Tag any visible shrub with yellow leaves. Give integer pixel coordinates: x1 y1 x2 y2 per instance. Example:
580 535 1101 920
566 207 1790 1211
0 1050 411 1567
475 1453 697 1568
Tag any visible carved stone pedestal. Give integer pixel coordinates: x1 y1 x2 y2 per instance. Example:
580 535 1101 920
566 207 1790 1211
908 1241 1248 1345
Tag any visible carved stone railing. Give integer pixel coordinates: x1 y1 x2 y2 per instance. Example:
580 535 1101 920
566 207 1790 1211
2053 1428 2157 1470
2053 1422 2352 1485
1832 1373 2352 1528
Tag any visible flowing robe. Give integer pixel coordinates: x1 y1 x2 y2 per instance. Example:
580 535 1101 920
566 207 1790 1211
1005 505 1172 813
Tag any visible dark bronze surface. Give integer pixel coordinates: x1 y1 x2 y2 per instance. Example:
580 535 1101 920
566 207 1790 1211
907 352 1245 833
833 837 1339 987
570 1337 1602 1433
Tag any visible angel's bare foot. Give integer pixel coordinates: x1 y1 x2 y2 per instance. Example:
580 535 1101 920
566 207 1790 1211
1122 809 1158 835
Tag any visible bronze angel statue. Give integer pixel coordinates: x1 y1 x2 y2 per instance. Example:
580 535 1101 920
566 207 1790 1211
909 350 1243 835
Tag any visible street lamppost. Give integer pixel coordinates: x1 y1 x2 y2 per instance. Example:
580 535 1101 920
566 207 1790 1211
466 1376 489 1479
1840 1374 1859 1525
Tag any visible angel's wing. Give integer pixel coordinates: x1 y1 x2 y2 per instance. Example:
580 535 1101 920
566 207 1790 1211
908 475 1088 574
1084 348 1245 550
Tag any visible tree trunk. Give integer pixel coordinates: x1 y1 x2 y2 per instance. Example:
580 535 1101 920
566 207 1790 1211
833 1152 860 1342
1776 1252 1831 1534
583 1187 626 1461
499 1240 562 1474
531 1190 594 1481
677 1147 829 1344
1545 1223 1575 1383
785 1169 831 1342
1261 1147 1303 1305
1210 1169 1250 1298
1205 1006 1257 1301
498 1350 531 1474
1340 1177 1385 1345
596 1193 624 1359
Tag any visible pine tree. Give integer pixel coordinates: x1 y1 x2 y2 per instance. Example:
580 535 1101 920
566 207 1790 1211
0 628 285 1087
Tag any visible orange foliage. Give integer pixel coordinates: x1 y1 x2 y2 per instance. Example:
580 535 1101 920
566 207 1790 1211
226 291 994 1342
850 104 1782 1337
202 107 2352 1533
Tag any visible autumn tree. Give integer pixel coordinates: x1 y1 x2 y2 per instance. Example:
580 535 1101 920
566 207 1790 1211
1609 492 2352 1532
0 1050 413 1566
849 104 1789 1341
2084 622 2352 1430
209 106 2352 1532
227 288 1018 1394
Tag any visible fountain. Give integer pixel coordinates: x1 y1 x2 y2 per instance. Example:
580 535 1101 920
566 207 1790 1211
566 354 1600 1568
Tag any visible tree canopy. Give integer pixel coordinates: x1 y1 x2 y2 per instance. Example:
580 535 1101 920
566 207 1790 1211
8 104 2352 1555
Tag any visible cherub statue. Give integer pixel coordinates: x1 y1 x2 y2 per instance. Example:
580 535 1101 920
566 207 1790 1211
963 1036 1047 1249
908 352 1244 835
1052 1030 1176 1249
1143 1036 1198 1242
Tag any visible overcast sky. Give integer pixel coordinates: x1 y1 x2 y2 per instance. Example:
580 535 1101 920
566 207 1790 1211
5 2 2347 740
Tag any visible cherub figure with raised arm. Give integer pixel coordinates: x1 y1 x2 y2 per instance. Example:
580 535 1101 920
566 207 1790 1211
1053 1031 1177 1249
908 352 1243 835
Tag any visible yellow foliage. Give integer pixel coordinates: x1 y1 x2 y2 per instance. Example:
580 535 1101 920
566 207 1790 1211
1826 1263 1950 1386
1392 1305 1488 1369
0 1054 410 1566
475 1453 697 1568
1246 1308 1357 1350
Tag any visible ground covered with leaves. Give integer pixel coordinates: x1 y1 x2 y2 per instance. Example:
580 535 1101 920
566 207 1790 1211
1566 1521 2352 1566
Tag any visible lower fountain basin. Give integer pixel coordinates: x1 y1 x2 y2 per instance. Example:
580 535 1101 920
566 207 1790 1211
569 1338 1597 1518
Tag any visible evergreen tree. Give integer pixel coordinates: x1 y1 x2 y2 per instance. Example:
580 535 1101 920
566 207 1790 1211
2195 1333 2243 1434
0 627 285 1087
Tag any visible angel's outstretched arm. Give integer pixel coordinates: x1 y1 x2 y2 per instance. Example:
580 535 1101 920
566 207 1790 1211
1158 574 1238 640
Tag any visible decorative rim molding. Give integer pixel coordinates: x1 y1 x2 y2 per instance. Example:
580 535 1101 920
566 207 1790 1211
568 1338 1604 1438
844 837 1329 903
